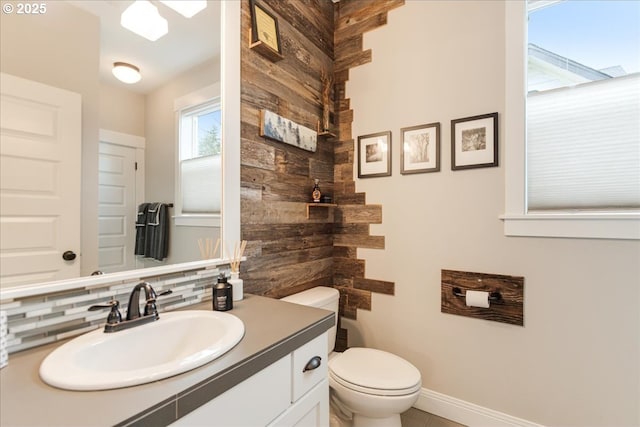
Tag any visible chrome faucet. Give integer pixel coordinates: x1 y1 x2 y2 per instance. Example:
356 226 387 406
89 282 172 332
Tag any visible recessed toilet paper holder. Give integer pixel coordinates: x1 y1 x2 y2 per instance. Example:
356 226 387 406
452 287 502 302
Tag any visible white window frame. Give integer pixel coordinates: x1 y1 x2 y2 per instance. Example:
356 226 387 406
174 83 221 228
501 1 640 240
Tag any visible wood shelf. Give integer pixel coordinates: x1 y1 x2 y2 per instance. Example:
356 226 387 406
316 121 336 139
305 203 337 218
318 130 336 138
249 28 284 62
250 40 284 62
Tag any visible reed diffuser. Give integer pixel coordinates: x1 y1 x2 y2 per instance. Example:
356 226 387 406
227 240 247 301
228 240 247 273
197 237 220 260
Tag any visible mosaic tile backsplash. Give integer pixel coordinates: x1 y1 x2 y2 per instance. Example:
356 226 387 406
0 266 225 355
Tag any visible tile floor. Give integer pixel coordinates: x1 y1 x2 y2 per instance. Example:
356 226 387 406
401 407 466 427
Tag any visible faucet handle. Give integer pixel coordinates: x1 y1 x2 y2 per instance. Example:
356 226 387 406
88 299 122 325
143 289 173 317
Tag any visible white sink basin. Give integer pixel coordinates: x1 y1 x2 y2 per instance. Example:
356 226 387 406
39 310 245 391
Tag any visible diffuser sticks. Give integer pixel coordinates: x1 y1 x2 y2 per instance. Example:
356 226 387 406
198 237 220 260
228 240 247 273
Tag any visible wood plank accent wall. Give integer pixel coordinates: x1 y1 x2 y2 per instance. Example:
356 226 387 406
239 0 404 350
240 0 336 299
332 0 404 349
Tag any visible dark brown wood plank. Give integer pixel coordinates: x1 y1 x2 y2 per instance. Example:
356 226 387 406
335 205 383 224
334 234 384 249
441 269 525 326
354 278 394 295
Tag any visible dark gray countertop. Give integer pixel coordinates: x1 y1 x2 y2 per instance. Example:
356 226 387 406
0 294 334 427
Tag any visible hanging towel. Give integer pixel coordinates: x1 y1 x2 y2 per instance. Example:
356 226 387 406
135 203 150 256
145 202 170 261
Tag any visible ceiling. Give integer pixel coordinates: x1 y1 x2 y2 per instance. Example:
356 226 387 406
69 0 221 94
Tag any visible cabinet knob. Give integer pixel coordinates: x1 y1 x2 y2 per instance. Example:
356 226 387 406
303 356 322 372
62 250 76 261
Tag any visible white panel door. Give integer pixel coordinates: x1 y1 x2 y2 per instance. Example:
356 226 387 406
98 142 137 274
0 73 81 288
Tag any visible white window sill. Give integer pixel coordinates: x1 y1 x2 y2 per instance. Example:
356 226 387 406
500 213 640 240
174 214 221 228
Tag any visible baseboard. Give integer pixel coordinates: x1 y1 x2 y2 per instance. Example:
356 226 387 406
414 388 544 427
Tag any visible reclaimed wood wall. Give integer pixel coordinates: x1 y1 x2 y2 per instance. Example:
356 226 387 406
240 0 404 349
332 0 404 349
240 0 336 298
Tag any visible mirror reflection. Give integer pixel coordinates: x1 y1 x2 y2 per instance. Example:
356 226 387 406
0 0 225 288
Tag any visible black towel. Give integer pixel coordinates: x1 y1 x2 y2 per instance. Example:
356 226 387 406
145 202 170 261
135 202 169 261
134 203 150 256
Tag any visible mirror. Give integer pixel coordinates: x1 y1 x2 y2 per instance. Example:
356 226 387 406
0 1 240 294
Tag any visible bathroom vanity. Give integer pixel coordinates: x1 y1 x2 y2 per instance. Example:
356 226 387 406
0 295 333 426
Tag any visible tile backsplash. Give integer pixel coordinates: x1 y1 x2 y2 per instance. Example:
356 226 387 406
0 266 224 354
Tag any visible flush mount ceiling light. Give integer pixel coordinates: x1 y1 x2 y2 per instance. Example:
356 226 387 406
112 62 141 84
159 0 207 18
121 0 168 41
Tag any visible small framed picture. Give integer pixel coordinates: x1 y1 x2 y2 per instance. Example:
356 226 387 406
358 131 391 178
250 0 282 55
451 112 498 170
401 122 440 174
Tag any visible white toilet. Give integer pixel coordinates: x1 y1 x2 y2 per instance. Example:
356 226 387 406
281 287 421 427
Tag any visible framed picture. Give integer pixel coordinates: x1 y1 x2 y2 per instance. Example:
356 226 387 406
401 122 440 174
358 131 391 178
259 109 317 152
451 112 498 170
250 0 282 55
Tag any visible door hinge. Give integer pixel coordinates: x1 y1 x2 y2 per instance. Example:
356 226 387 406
135 162 138 171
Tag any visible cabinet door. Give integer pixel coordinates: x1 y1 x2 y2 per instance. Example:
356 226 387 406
268 379 329 427
171 355 291 427
292 332 328 402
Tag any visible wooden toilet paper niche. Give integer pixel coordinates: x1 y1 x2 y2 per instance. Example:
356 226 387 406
440 269 524 326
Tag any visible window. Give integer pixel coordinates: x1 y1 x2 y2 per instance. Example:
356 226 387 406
174 84 222 227
503 1 640 239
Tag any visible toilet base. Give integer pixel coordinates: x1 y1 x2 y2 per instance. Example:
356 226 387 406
329 400 402 427
353 413 401 427
329 395 352 427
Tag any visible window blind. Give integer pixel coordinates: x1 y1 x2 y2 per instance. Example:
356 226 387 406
180 154 221 213
527 74 640 211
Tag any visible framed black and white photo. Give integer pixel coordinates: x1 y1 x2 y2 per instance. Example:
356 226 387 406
358 131 391 178
401 122 440 174
451 112 498 170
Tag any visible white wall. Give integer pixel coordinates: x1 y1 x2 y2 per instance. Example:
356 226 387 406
145 57 222 266
344 1 640 425
99 83 146 136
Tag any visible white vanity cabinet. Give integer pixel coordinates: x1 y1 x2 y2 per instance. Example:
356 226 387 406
171 332 329 427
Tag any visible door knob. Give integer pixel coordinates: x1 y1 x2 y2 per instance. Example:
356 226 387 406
62 251 77 261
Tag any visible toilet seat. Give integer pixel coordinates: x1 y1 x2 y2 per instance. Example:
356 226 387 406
328 348 421 397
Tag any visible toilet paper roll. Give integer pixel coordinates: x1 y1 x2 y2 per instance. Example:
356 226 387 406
465 290 490 308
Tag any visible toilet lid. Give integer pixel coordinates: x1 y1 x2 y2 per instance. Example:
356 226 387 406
329 348 421 396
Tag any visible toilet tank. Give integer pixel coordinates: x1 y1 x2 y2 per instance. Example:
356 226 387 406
280 287 339 353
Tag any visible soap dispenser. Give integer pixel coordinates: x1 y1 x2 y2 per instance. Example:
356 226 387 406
213 272 233 311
